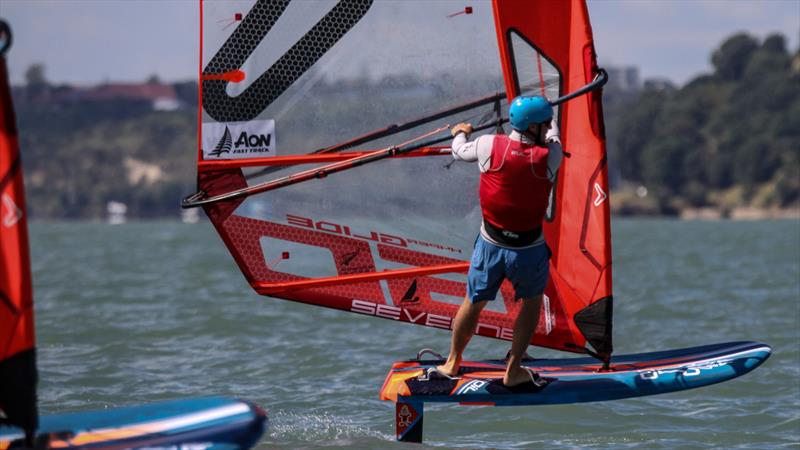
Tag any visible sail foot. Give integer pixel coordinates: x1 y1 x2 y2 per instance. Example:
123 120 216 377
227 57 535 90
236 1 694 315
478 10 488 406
0 348 38 440
574 296 613 365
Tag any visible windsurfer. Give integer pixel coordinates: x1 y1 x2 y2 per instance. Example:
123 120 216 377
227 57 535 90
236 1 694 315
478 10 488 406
436 96 562 387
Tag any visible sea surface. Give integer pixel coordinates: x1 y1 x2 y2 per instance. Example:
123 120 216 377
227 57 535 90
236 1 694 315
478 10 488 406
28 218 800 449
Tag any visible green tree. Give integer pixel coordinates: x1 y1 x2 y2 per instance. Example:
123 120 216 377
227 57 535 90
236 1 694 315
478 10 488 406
615 88 665 182
24 63 49 97
615 31 798 214
743 34 791 80
712 33 759 81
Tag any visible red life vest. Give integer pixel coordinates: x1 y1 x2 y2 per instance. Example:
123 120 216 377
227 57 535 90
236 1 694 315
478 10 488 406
479 134 553 232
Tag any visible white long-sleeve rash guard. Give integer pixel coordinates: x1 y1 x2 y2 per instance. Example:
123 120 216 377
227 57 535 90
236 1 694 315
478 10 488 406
451 122 563 178
451 121 564 248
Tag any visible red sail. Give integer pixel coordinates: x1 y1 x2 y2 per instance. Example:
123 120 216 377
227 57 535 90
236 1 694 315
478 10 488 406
193 0 612 359
0 24 39 433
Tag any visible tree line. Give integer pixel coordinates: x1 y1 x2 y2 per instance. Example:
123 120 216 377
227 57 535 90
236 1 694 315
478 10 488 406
612 33 799 215
9 32 798 219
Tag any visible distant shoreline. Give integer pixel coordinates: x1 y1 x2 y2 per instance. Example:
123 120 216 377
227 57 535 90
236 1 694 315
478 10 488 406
612 206 800 221
680 207 800 221
26 209 800 223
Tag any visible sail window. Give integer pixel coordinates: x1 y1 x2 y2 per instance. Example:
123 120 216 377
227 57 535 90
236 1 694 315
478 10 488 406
508 30 561 101
508 30 562 222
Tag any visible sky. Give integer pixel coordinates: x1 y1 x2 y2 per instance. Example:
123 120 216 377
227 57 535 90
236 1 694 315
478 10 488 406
1 0 798 87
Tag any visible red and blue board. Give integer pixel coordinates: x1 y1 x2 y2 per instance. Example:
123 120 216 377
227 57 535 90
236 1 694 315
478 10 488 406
0 397 267 449
380 341 771 442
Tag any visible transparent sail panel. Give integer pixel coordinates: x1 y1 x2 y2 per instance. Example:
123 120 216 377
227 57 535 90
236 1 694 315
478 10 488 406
510 31 561 106
201 0 506 157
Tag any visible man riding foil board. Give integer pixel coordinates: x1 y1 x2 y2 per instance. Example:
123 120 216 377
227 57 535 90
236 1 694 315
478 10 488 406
435 96 562 387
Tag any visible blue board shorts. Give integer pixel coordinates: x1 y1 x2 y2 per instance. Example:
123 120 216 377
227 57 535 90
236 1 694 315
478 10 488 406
467 234 549 303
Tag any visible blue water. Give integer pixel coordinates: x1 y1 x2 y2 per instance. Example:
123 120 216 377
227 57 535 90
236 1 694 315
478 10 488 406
28 219 800 448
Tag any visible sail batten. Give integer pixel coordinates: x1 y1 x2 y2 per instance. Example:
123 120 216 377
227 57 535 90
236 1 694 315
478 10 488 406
254 262 469 295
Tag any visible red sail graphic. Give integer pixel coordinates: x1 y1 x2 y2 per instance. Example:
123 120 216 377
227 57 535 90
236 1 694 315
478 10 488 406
0 26 39 434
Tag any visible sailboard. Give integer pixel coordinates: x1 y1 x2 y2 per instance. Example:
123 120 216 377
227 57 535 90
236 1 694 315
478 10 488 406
0 397 267 450
184 0 770 443
0 20 267 450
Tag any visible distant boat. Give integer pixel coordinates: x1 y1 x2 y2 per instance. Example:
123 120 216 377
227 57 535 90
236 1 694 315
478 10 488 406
106 201 127 224
181 207 200 224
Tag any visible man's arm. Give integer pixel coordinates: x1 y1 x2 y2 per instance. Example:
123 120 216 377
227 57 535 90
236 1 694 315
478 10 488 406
452 134 495 171
451 132 478 162
450 121 495 172
450 123 477 161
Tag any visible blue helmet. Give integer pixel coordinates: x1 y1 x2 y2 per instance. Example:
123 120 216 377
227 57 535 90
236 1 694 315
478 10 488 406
508 96 553 131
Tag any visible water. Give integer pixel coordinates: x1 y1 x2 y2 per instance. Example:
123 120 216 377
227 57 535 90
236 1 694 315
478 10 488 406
28 219 800 449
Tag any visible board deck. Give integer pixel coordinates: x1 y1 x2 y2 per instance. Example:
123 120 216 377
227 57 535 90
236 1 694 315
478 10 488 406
380 341 770 442
0 397 267 450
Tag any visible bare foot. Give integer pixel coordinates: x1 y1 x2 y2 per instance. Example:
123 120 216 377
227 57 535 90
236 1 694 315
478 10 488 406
503 367 541 387
436 361 460 377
